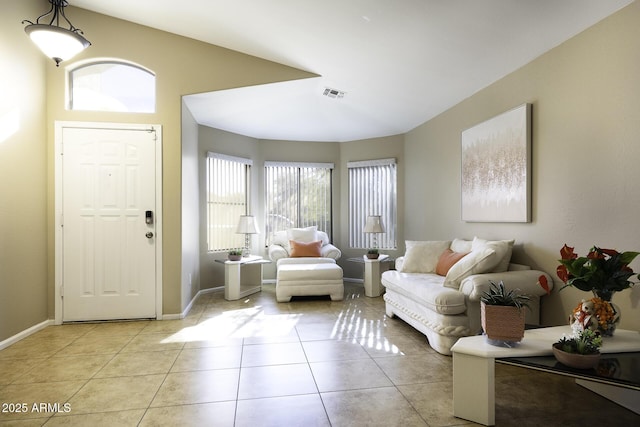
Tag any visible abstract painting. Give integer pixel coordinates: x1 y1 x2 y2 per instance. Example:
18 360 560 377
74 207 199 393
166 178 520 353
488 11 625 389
461 104 531 222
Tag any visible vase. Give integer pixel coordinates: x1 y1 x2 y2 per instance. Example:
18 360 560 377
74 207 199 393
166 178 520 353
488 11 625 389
481 302 526 344
591 290 620 337
571 291 620 337
552 343 600 370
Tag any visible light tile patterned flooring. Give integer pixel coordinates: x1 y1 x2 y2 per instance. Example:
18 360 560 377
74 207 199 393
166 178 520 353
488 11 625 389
1 283 638 426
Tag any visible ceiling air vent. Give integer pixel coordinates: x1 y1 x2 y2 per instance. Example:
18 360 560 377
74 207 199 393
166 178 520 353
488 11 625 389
322 87 346 99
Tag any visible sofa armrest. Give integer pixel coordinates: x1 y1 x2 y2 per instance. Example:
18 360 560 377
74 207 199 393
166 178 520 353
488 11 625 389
321 243 341 260
268 244 289 262
460 270 553 302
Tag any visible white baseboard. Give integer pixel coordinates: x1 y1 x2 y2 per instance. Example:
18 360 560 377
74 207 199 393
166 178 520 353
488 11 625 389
0 319 54 351
163 286 225 320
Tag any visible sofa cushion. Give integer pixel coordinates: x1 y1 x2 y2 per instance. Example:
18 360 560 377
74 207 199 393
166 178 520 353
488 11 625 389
450 238 473 253
443 247 497 289
289 240 322 257
287 226 318 244
400 240 451 273
472 237 514 273
381 271 466 315
436 249 469 276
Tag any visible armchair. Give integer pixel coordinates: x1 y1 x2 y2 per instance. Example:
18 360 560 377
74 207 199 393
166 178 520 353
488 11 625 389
267 227 344 302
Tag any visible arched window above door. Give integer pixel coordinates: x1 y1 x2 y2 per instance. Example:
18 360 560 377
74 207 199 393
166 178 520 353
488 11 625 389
69 61 156 113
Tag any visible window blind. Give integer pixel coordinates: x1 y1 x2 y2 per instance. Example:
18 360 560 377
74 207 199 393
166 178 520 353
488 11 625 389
206 153 251 251
264 162 333 245
348 158 397 249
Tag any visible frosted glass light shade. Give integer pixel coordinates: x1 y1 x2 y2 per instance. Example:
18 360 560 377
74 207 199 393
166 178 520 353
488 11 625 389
25 24 90 66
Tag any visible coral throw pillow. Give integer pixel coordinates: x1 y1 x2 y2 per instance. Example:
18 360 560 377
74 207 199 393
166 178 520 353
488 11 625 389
289 240 322 257
436 249 469 276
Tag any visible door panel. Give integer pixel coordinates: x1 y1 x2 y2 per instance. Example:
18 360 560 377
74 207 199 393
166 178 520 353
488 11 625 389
62 127 156 321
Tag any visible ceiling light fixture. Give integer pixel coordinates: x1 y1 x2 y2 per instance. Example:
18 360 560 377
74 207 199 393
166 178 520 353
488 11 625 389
22 0 91 67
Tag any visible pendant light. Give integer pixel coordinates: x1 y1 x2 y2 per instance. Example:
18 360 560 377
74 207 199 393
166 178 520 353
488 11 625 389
22 0 91 66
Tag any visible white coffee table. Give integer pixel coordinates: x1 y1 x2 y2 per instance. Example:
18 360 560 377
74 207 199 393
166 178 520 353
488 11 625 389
451 326 640 426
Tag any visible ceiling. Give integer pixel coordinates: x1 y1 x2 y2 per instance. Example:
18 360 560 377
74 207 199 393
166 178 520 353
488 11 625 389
73 0 633 142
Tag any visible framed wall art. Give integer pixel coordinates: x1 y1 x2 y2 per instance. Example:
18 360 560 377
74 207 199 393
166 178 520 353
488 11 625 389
461 103 531 222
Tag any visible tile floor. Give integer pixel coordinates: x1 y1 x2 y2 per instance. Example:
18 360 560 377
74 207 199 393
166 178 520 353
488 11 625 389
1 283 638 426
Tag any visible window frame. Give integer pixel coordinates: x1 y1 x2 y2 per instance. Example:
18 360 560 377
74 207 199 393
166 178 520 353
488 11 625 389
264 161 334 245
68 60 156 113
206 152 252 252
348 158 397 250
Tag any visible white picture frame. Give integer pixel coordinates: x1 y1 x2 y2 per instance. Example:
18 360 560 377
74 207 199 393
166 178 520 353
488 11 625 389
461 103 531 222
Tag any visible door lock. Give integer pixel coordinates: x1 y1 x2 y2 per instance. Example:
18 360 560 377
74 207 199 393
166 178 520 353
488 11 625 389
145 232 154 239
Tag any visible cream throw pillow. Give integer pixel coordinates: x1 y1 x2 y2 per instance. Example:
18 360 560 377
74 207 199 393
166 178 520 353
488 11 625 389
284 226 318 253
450 238 472 253
400 240 451 273
472 237 514 273
443 247 497 289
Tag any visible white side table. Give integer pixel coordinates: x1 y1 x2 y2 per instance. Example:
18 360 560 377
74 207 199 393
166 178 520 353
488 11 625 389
348 255 394 297
215 255 270 301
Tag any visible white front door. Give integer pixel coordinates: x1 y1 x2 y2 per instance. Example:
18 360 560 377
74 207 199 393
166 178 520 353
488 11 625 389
59 125 159 321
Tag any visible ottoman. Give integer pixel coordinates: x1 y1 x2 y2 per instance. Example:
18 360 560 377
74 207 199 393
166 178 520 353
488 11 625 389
276 259 344 302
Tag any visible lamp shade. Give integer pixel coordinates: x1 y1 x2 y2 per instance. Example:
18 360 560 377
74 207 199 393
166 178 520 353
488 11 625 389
363 215 384 233
25 24 90 65
22 0 91 66
236 215 259 234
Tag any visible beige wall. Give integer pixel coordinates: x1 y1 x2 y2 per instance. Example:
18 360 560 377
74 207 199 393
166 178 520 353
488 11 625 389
42 7 315 317
404 1 640 329
0 0 48 341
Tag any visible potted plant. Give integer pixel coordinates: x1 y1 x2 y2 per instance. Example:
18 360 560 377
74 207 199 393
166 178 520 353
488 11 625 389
552 244 639 335
552 329 602 369
228 249 243 261
366 248 380 259
480 280 530 344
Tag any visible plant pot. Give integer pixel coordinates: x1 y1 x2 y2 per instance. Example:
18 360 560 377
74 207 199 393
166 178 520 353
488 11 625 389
366 253 379 259
228 254 242 261
552 343 600 369
480 302 526 343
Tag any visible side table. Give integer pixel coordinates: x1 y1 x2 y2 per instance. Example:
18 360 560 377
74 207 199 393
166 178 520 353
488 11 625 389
215 255 271 301
347 254 394 297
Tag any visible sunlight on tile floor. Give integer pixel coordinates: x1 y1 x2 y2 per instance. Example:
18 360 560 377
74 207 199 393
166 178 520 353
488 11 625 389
0 283 637 426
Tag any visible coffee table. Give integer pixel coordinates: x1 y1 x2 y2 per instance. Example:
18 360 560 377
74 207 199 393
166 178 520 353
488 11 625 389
451 325 640 426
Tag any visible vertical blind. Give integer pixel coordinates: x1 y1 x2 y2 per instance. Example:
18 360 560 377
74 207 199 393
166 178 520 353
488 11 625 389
264 161 333 245
348 158 397 249
206 152 252 252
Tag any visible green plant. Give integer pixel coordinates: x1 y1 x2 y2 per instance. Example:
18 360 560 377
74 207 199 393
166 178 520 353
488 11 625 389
228 249 243 256
480 281 530 310
554 329 602 355
367 248 379 255
556 244 640 299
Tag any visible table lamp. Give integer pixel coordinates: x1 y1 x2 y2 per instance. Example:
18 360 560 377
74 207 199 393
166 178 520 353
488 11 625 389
236 215 259 257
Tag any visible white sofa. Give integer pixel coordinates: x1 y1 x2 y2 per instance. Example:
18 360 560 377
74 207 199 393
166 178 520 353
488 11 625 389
268 227 344 302
381 238 553 355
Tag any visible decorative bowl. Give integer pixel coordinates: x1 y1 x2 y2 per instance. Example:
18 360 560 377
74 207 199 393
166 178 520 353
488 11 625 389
552 343 600 369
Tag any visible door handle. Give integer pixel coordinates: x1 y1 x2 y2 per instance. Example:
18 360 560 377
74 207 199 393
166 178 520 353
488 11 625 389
146 232 154 239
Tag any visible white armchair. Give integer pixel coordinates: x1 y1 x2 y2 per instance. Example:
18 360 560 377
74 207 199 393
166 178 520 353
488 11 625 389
267 227 341 263
267 227 344 302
